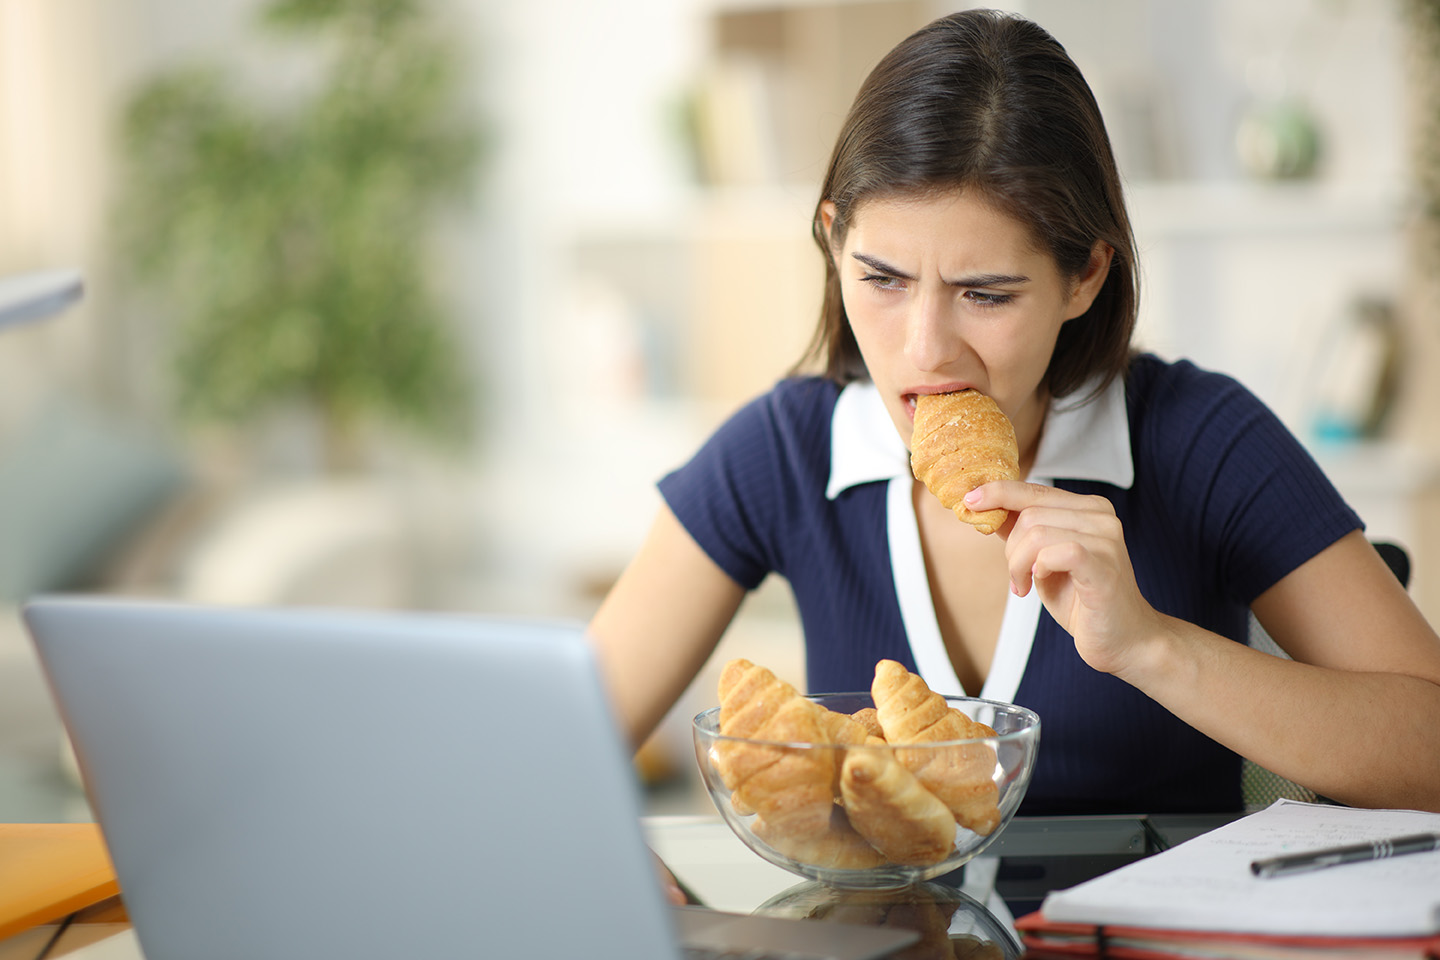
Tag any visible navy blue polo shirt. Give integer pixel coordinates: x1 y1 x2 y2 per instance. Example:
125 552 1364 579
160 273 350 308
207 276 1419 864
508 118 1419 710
659 354 1361 815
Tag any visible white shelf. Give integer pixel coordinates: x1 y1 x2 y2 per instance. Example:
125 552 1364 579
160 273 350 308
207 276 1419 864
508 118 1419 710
1309 440 1440 498
1128 179 1411 240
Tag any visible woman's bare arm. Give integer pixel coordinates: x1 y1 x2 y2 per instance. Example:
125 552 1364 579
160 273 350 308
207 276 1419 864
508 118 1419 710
587 502 747 748
1116 531 1440 810
980 476 1440 811
1235 531 1440 805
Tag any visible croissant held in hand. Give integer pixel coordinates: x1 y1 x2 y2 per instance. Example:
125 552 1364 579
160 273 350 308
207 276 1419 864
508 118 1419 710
910 390 1019 535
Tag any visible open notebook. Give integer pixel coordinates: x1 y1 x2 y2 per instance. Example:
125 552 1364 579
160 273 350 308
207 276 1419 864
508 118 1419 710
23 596 916 960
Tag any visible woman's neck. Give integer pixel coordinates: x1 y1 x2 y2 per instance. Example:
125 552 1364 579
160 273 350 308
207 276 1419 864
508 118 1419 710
1012 390 1050 479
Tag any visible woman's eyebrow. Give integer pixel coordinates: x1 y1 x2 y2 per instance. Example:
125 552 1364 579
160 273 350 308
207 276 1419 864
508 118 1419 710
850 253 1029 288
850 252 914 279
948 272 1031 287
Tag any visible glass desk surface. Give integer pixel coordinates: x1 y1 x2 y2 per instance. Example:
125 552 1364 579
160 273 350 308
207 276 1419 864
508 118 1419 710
3 814 1039 959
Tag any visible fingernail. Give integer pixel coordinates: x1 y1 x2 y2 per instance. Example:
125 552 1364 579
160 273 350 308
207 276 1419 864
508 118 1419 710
964 489 982 504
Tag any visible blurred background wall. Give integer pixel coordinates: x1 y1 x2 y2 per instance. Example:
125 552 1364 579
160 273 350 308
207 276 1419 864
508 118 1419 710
2 0 1438 817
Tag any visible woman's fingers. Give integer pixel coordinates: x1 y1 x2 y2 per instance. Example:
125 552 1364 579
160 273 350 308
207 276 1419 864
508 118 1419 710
967 481 1115 528
653 851 690 905
976 486 1123 595
1010 525 1122 600
963 479 1060 515
964 479 1164 676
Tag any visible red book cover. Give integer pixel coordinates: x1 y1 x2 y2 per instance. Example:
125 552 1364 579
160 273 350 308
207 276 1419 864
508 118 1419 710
1016 910 1440 960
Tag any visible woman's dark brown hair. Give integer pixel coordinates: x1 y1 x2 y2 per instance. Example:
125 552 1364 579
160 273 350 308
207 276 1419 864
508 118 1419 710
798 9 1138 400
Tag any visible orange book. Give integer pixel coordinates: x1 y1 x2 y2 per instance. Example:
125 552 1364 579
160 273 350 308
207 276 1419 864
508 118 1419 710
0 823 120 940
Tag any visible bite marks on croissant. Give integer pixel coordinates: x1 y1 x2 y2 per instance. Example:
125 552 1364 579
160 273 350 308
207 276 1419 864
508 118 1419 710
910 390 1019 535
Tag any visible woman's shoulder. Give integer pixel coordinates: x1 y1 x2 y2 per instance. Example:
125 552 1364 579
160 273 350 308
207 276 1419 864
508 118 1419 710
1126 351 1250 398
765 374 844 412
1122 352 1293 489
725 375 843 438
682 376 843 480
1124 352 1265 426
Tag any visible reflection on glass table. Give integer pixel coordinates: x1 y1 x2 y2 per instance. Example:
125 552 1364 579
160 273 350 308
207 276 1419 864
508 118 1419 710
756 880 1020 960
646 815 1023 960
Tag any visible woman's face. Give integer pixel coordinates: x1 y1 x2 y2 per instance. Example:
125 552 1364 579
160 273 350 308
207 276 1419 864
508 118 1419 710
822 188 1109 462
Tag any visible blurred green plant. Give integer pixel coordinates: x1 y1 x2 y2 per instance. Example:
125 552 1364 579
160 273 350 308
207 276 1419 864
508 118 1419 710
1410 1 1440 220
115 0 484 467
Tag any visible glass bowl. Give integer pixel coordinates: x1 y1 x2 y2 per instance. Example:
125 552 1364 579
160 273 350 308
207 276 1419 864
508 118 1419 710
693 694 1040 889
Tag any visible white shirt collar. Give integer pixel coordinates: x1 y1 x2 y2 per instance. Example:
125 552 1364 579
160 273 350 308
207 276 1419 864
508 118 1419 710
825 381 911 499
826 375 1134 499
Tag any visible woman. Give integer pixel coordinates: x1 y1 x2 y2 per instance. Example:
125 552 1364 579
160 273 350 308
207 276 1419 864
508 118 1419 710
588 10 1440 820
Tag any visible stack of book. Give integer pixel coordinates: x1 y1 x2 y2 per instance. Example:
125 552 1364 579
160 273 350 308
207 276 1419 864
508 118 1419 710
1016 799 1440 960
0 822 119 940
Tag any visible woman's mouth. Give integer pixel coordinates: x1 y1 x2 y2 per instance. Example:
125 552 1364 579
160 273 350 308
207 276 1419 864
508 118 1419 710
903 385 971 420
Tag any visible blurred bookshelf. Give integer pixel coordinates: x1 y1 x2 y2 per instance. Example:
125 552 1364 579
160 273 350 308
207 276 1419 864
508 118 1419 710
548 0 1440 626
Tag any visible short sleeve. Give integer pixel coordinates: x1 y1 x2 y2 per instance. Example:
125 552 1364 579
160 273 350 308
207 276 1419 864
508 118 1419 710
657 379 838 591
1130 359 1363 606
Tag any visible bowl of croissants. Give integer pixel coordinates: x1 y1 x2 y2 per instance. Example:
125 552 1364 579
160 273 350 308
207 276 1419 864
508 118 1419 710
693 658 1040 889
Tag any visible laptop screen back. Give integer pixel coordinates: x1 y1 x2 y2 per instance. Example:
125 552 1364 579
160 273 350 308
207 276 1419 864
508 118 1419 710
23 597 679 960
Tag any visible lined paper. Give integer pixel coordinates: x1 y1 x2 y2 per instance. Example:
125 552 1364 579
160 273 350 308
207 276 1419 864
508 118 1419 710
1041 800 1440 936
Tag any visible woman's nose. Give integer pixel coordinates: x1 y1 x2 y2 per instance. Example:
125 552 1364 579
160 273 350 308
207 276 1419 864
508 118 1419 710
904 291 961 372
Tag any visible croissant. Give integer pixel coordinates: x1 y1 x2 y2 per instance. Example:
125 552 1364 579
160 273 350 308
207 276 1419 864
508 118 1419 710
871 660 1002 836
717 658 803 740
850 707 885 742
804 889 968 958
909 390 1019 535
723 696 838 844
715 658 803 796
754 804 888 871
840 739 956 866
885 900 969 960
817 706 871 747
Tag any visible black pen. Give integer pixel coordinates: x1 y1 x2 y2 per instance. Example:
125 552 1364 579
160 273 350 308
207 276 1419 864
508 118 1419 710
1250 832 1440 878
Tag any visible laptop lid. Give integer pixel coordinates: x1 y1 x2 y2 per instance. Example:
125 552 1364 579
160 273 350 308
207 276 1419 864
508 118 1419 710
23 596 679 960
0 269 82 330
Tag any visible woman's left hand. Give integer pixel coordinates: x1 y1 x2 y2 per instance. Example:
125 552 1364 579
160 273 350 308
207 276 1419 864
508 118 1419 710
966 480 1169 677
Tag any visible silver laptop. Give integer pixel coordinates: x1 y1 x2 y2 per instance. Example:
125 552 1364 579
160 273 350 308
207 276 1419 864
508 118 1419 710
23 596 917 960
0 269 82 330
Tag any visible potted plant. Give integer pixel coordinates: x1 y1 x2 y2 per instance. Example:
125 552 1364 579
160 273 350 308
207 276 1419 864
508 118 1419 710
114 0 484 471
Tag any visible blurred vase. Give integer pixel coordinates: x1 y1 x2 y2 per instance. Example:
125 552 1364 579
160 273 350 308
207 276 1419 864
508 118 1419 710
1236 99 1322 180
1310 296 1404 443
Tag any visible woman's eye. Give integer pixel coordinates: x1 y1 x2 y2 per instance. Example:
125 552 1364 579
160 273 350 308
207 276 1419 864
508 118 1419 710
965 290 1014 307
860 273 906 291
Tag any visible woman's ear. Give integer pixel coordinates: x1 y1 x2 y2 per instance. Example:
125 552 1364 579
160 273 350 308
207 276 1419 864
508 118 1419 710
1063 240 1113 321
819 201 838 250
